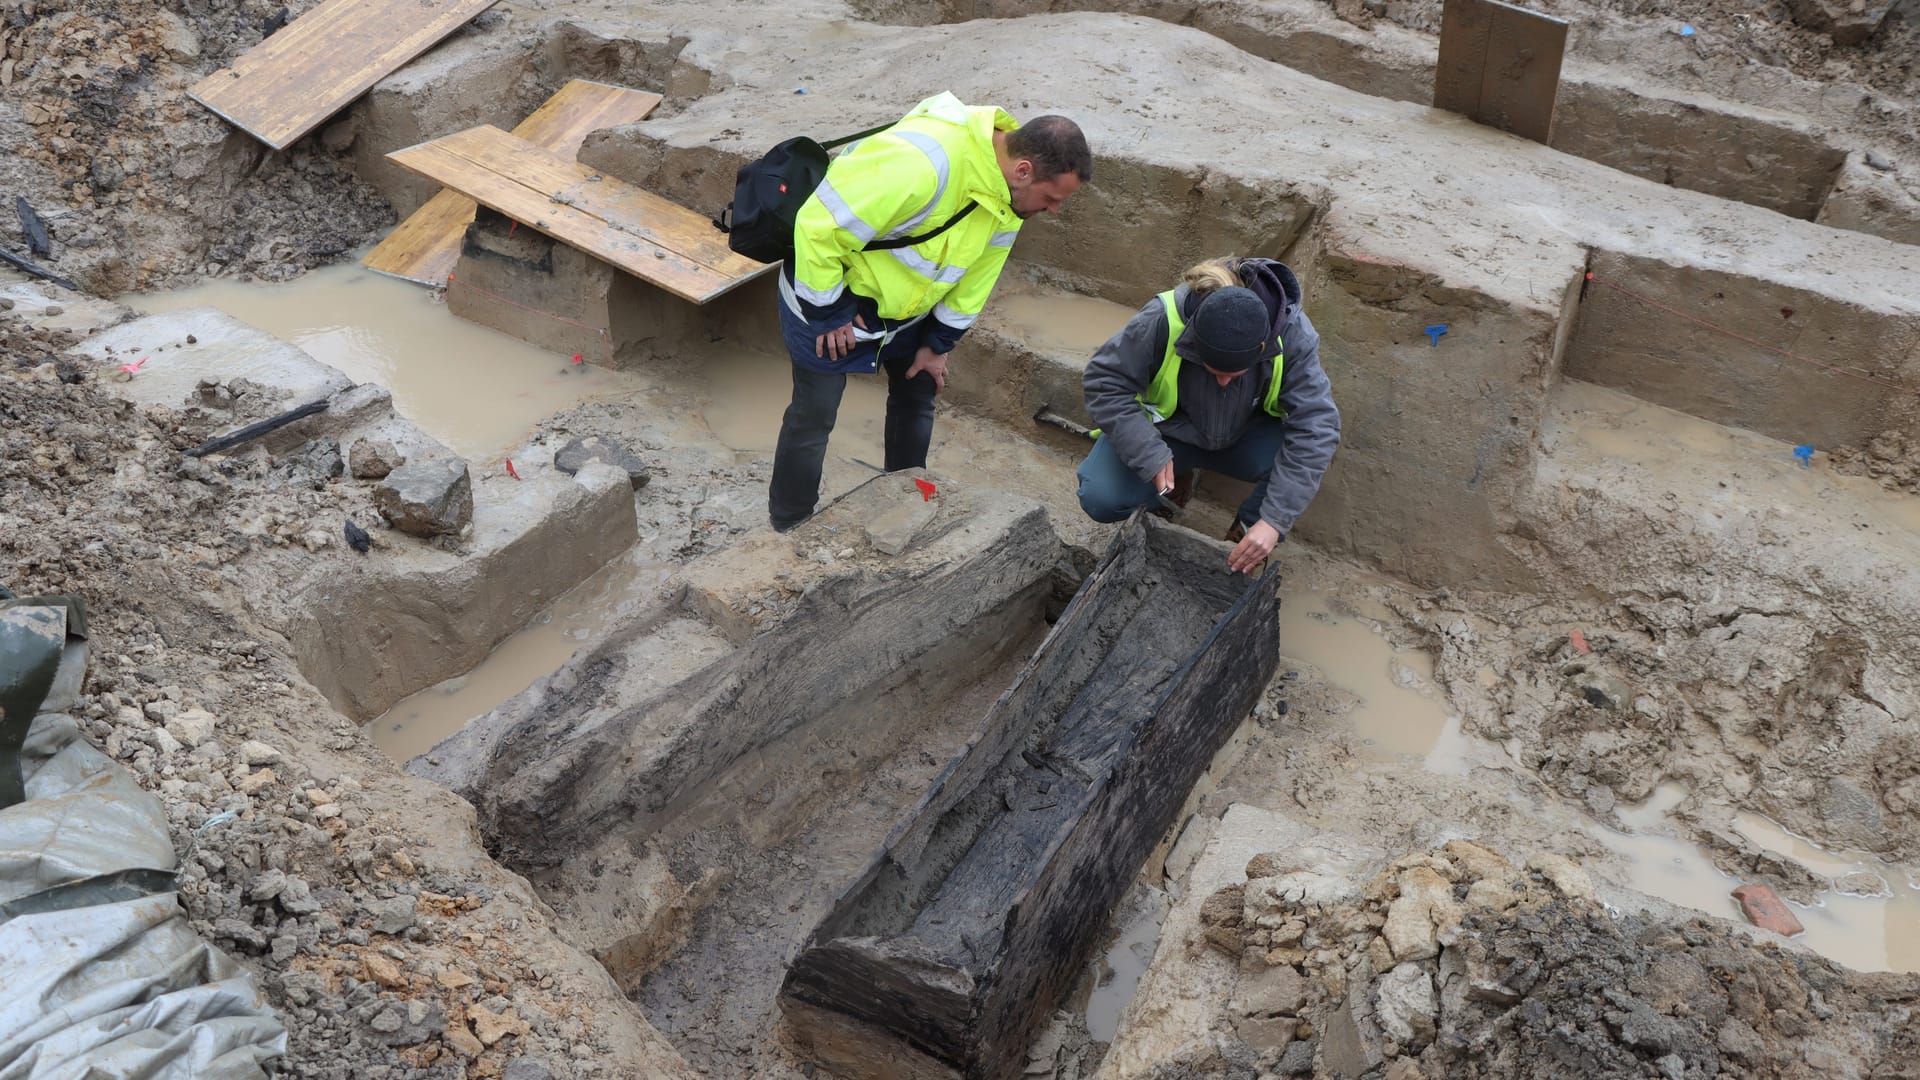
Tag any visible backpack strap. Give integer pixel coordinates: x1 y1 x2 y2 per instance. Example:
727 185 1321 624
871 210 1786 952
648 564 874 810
821 121 897 151
864 201 977 251
817 121 980 250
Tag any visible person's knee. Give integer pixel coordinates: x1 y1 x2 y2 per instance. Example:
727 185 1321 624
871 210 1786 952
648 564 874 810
1076 471 1136 523
1078 494 1134 523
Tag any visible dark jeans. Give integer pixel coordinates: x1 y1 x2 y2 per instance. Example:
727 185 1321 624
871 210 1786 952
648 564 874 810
769 305 938 530
1075 416 1289 528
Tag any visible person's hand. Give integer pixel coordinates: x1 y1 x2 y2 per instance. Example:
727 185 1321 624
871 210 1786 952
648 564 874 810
1228 519 1280 575
904 346 950 390
1152 460 1176 496
816 315 866 360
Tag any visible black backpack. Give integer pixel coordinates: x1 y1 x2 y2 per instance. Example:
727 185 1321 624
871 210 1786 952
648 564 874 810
714 122 976 264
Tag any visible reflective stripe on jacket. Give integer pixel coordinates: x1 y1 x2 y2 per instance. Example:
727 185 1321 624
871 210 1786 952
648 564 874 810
787 92 1020 352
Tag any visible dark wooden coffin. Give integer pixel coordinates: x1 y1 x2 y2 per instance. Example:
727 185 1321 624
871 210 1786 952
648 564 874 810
779 513 1281 1079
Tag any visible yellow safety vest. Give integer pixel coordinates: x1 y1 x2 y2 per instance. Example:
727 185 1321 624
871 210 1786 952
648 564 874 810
789 93 1021 335
1108 290 1285 434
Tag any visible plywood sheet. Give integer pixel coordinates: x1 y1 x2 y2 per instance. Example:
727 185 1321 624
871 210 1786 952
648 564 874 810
189 0 497 151
1433 0 1568 144
1479 1 1568 144
362 80 663 285
386 125 774 304
1434 0 1497 118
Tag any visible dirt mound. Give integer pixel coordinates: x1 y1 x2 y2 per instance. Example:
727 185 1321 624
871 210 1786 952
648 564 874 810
0 354 690 1079
1364 0 1917 100
1 0 397 294
1184 838 1919 1079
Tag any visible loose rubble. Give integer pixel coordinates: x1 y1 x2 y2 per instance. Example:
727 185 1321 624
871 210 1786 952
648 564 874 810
0 357 691 1079
1183 838 1920 1079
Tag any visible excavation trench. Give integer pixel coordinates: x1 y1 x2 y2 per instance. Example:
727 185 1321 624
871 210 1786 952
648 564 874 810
14 0 1920 1075
121 151 1920 1079
850 0 1860 228
93 17 1920 1070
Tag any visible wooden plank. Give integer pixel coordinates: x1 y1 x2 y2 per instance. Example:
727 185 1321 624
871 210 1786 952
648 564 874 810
1433 0 1567 144
362 80 662 285
514 80 663 156
189 0 497 151
1477 1 1568 144
385 125 772 304
782 516 1280 1080
359 188 482 286
1434 0 1496 117
430 125 764 278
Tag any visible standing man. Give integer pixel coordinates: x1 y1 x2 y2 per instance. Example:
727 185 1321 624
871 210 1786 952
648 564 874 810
770 92 1092 531
1077 257 1340 574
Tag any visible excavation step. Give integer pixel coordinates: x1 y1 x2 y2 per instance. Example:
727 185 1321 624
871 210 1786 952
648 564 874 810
779 514 1280 1080
410 472 1066 862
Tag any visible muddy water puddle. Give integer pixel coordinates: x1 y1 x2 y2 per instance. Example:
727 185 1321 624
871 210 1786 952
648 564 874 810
130 264 638 460
1082 890 1170 1043
1593 783 1920 973
994 290 1137 359
1562 381 1920 539
368 551 672 760
678 345 886 461
1280 591 1462 766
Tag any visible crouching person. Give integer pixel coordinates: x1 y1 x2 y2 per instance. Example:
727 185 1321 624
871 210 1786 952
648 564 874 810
1077 257 1340 573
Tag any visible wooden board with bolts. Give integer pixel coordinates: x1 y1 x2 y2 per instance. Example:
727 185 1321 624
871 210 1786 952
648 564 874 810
188 0 498 151
362 80 663 286
386 124 775 304
1434 0 1569 144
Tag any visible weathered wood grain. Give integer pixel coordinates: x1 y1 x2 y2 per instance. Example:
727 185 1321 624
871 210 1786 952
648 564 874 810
782 515 1281 1080
385 125 773 303
188 0 497 150
362 80 662 285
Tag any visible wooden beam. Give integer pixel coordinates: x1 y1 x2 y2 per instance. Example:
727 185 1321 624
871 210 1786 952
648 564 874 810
1478 1 1568 144
385 125 772 304
782 517 1281 1080
362 80 663 286
1433 0 1568 144
189 0 497 151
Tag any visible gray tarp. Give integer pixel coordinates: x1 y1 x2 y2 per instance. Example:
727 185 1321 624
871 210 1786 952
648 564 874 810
0 600 286 1079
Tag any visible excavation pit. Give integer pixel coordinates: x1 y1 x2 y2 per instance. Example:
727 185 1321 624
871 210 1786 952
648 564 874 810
780 514 1278 1080
8 0 1920 1076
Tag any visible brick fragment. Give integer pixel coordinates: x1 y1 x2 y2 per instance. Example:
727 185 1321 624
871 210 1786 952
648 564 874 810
1732 883 1805 937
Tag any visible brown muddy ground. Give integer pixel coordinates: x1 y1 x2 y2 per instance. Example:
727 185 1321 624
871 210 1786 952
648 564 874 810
3 0 1919 1078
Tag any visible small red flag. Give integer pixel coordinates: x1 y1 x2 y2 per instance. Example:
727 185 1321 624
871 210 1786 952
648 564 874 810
505 459 521 480
571 353 583 365
913 478 937 501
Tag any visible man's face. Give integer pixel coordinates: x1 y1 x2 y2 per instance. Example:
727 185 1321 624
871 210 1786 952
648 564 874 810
1203 364 1248 388
1008 163 1084 219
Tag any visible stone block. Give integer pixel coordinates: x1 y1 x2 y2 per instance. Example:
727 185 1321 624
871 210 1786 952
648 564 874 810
375 457 473 537
554 434 649 490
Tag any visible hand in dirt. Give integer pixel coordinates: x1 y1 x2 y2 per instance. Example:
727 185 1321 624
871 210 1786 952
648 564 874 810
905 346 949 391
1152 460 1176 498
816 315 866 361
1228 519 1280 575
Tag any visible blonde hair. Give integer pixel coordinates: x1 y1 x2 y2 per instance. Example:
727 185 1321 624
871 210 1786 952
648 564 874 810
1182 257 1245 298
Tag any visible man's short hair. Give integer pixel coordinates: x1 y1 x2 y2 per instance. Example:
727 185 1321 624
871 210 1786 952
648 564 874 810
1007 115 1093 182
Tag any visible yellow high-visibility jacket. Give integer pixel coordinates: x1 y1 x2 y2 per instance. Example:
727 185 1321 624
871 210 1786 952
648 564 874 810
783 92 1021 365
